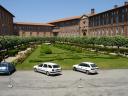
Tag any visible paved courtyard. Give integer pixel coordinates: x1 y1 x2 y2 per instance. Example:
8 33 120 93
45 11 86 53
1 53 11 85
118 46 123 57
0 70 128 96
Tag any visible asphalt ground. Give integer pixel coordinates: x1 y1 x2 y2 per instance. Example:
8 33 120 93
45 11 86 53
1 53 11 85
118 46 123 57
0 69 128 96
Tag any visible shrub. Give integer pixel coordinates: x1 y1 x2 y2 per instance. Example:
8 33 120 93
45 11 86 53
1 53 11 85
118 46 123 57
40 45 52 54
7 49 19 56
14 47 35 65
19 45 28 51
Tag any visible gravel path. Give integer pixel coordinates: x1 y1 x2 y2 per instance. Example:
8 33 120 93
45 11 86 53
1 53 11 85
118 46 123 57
0 69 128 96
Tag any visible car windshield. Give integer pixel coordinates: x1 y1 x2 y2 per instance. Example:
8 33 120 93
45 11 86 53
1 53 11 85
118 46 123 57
0 63 7 67
53 65 60 68
90 64 97 67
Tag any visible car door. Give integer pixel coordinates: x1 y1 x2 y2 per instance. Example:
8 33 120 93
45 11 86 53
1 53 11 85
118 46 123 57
84 64 90 71
42 64 48 73
80 64 86 72
77 63 84 71
37 64 43 72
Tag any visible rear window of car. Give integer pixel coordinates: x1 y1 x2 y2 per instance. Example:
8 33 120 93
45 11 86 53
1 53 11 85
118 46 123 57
0 64 7 67
90 64 97 67
53 65 60 68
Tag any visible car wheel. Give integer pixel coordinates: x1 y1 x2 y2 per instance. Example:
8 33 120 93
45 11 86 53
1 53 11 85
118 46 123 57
46 71 50 76
86 70 89 75
73 67 77 71
34 68 37 72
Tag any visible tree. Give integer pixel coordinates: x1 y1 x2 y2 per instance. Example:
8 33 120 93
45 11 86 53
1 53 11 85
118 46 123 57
113 36 126 53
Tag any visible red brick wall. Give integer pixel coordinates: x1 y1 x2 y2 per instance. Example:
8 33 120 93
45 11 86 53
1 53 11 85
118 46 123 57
0 6 14 35
88 5 128 37
14 24 53 37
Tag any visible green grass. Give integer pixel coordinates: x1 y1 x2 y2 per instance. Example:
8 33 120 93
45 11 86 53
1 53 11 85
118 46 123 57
16 45 128 70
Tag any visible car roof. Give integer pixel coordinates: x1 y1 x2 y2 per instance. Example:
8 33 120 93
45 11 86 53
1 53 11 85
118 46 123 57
81 62 95 65
0 62 11 64
42 62 58 65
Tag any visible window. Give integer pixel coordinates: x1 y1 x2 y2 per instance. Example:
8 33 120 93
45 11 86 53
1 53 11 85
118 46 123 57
83 21 86 24
90 64 97 67
116 13 119 24
43 64 47 68
111 28 113 36
79 63 84 66
48 65 52 68
121 26 124 35
85 64 90 67
116 27 118 34
53 65 60 68
38 64 43 67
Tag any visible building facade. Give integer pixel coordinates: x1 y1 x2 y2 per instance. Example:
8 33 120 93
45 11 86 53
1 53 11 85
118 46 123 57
14 22 54 37
1 2 128 37
79 15 89 36
0 5 14 36
49 16 81 37
81 2 128 37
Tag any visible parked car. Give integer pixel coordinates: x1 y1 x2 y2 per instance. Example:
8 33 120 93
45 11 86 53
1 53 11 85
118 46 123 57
33 62 61 76
73 62 98 74
0 62 16 75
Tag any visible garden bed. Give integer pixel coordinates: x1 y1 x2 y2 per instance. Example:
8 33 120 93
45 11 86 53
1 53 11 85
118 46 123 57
16 44 128 70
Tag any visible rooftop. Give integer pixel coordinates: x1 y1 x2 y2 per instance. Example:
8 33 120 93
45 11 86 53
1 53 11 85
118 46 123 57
48 16 81 24
0 5 15 17
14 22 55 26
89 4 128 17
43 62 59 65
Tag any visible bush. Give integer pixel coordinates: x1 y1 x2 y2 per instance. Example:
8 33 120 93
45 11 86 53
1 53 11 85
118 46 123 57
40 45 52 54
19 45 28 51
7 49 19 56
14 47 35 65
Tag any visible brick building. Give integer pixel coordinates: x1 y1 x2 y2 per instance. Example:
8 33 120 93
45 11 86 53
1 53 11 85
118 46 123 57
14 22 54 37
81 2 128 37
1 2 128 37
0 5 14 36
79 15 89 36
49 16 81 37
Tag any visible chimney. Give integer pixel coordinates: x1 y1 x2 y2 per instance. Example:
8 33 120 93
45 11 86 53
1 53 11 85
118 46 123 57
91 8 95 14
124 1 128 5
114 5 118 8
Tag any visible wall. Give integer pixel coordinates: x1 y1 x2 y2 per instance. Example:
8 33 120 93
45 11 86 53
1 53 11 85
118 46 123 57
0 6 14 35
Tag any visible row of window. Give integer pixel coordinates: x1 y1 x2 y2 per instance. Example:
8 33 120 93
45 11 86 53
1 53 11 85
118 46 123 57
89 7 128 27
14 25 52 31
57 20 80 27
89 26 128 36
22 31 51 37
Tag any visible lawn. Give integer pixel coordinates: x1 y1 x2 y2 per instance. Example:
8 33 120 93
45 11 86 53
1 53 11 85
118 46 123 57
16 44 128 70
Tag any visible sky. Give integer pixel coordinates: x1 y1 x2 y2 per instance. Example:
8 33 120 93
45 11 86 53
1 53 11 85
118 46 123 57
0 0 127 23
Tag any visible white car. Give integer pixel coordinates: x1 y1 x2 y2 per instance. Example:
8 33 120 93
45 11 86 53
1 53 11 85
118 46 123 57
73 62 98 74
33 62 61 76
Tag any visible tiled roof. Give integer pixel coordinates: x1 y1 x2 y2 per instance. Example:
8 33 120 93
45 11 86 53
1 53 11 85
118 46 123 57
48 16 81 24
88 4 128 17
0 5 15 17
14 22 55 26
